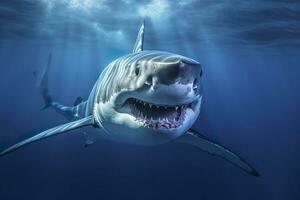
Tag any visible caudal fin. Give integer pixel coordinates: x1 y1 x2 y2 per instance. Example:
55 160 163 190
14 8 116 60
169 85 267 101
33 53 87 120
34 53 53 110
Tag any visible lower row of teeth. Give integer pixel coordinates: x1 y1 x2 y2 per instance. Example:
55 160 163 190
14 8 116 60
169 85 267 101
133 110 186 129
135 118 184 129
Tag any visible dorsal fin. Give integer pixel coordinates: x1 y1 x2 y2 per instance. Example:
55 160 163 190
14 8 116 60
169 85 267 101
132 21 145 53
73 96 83 106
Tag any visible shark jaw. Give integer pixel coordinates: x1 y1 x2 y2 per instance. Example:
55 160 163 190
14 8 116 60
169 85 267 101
123 98 199 130
94 85 202 145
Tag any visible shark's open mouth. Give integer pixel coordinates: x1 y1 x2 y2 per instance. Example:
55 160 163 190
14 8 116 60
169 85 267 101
123 98 196 129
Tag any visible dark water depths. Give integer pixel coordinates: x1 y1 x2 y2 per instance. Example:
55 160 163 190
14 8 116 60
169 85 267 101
0 1 300 199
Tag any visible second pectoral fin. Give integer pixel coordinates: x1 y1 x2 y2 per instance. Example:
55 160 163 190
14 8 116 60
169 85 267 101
175 129 259 177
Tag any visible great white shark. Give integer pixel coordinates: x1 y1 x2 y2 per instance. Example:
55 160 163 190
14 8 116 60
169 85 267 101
1 22 259 176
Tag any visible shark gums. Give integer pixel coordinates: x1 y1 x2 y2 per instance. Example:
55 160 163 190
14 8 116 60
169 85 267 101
1 22 259 176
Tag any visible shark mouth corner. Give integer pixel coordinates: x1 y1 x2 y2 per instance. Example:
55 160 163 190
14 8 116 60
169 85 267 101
122 98 197 129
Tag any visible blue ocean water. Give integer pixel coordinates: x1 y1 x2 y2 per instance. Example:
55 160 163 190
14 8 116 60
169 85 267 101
0 1 300 199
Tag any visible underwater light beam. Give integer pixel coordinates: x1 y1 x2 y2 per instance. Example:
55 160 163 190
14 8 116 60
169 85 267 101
137 0 169 19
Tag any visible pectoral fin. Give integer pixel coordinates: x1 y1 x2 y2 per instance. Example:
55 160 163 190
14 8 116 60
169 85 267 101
1 115 95 157
176 129 259 176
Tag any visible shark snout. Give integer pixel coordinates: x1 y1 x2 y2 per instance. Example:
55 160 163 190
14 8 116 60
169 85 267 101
140 58 202 105
146 59 202 90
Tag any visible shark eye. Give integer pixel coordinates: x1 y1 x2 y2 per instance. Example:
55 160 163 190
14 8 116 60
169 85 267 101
135 66 140 76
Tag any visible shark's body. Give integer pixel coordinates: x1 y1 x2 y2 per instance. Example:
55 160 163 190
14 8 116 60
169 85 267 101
1 23 259 176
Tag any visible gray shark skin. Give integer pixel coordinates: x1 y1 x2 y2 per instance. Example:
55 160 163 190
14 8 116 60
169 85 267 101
0 22 259 177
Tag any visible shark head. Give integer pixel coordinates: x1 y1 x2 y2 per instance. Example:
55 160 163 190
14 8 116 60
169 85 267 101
93 23 203 145
94 51 203 145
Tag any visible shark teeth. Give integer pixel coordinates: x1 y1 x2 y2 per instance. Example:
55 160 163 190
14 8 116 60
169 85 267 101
126 98 194 129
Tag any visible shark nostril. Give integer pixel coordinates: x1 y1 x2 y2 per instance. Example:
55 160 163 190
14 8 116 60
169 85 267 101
145 75 153 86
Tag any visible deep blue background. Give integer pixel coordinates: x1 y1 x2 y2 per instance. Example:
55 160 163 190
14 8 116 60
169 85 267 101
0 1 300 200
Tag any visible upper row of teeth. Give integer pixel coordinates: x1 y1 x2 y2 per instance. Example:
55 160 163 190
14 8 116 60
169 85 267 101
134 99 185 110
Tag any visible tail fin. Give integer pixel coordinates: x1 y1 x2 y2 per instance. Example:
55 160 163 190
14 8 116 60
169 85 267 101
34 53 53 110
34 53 87 120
